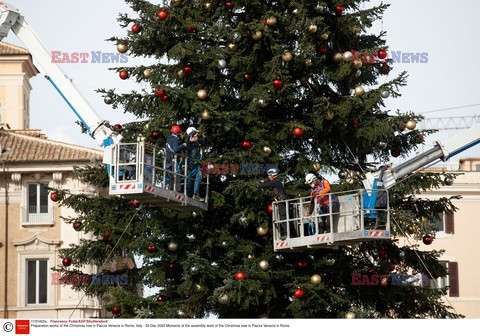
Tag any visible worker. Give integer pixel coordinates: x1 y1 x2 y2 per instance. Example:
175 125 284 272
305 173 338 233
260 168 289 239
185 127 205 201
166 125 185 191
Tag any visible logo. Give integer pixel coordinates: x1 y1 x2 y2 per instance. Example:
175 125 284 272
3 322 13 332
15 320 30 335
51 51 128 64
201 162 279 175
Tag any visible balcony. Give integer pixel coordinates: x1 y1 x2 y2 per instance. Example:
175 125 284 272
21 206 55 227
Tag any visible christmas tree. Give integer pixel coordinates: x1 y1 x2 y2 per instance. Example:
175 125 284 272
55 0 463 318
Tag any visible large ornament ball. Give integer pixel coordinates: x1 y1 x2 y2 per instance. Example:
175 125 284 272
112 307 121 316
204 2 212 10
353 59 363 69
252 30 263 40
272 78 284 89
263 146 272 154
241 140 251 150
379 141 388 150
338 170 348 179
143 68 152 78
157 9 168 20
119 70 129 80
62 258 72 267
131 23 142 34
313 162 321 172
320 32 329 40
304 59 313 67
196 284 204 292
131 199 140 208
197 89 208 100
307 24 317 33
381 90 390 98
235 271 246 281
247 254 255 260
201 110 211 120
317 46 328 55
334 5 344 15
50 192 59 202
310 274 322 284
267 204 273 214
168 242 178 251
325 111 335 121
117 43 128 53
354 85 365 96
259 260 269 271
257 226 268 236
355 69 362 77
156 295 166 302
104 96 113 105
343 51 353 62
293 127 305 137
422 235 434 245
444 176 454 186
218 294 229 304
378 49 388 59
407 225 417 234
282 51 293 62
218 59 227 68
333 52 343 62
228 43 237 51
406 120 416 130
266 16 277 26
73 221 82 231
345 312 356 319
380 63 391 74
293 288 305 299
352 25 361 34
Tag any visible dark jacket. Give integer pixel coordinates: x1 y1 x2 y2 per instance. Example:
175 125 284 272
166 134 183 154
186 135 205 170
259 176 287 201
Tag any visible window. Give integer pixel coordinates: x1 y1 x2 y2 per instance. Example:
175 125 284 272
429 211 454 234
26 183 51 223
429 261 459 297
26 259 48 305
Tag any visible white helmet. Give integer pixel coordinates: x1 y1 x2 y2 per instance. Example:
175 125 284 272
186 126 198 136
305 173 317 185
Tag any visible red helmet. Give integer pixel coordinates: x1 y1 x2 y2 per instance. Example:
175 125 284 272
170 125 182 133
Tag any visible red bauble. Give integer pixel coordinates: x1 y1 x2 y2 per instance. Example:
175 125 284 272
378 49 388 59
226 1 234 9
87 173 94 181
186 26 196 33
156 295 166 302
131 23 142 34
378 249 387 259
293 288 305 299
168 262 176 270
334 5 344 15
50 192 59 202
272 78 284 89
155 88 166 97
416 134 425 144
161 95 169 102
146 245 157 253
293 127 305 137
243 73 251 81
297 260 307 268
114 124 122 131
388 263 396 272
351 120 359 127
317 46 328 55
103 231 111 240
368 268 375 273
119 70 129 80
235 271 246 281
73 221 82 231
131 200 141 208
157 10 168 20
111 307 121 316
267 204 273 215
422 235 434 245
241 140 251 150
62 258 71 267
150 131 160 139
183 65 192 75
391 149 400 157
380 64 391 74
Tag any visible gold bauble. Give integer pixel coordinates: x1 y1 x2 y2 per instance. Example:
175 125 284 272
407 225 417 234
247 254 255 260
266 16 277 26
228 43 237 51
177 69 185 78
333 52 343 62
143 68 152 78
282 51 293 62
258 288 264 296
259 260 269 271
406 120 416 130
263 146 272 154
204 2 212 10
171 0 181 5
219 87 226 97
117 43 128 53
304 59 313 67
168 242 178 251
218 293 229 304
257 226 268 236
325 111 335 121
310 274 322 284
307 24 318 33
354 85 365 96
320 32 329 40
313 162 321 172
421 216 430 224
197 89 208 100
195 284 204 292
352 25 361 34
345 312 356 319
201 110 211 120
252 30 262 40
353 59 363 69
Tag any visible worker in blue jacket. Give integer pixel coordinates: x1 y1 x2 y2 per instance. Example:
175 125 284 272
166 125 185 191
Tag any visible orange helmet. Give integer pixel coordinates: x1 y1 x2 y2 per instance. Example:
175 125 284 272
170 125 182 133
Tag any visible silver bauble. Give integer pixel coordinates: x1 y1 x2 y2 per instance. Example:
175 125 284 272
218 59 227 68
259 260 269 271
381 90 390 98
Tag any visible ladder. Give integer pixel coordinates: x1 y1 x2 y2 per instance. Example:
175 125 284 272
108 142 209 211
272 189 390 251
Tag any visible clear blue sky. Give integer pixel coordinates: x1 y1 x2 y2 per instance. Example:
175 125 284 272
5 0 480 162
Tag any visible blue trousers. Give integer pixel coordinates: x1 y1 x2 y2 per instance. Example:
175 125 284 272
186 169 202 196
